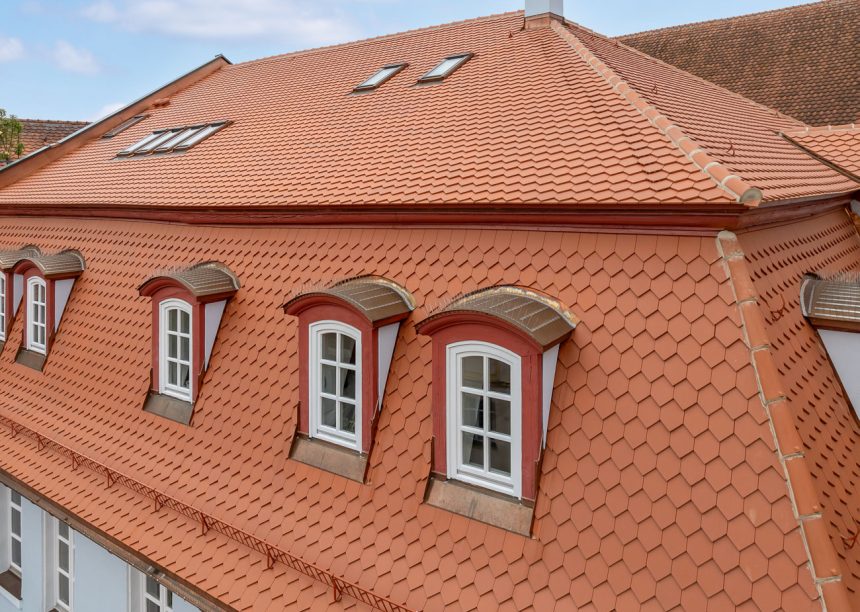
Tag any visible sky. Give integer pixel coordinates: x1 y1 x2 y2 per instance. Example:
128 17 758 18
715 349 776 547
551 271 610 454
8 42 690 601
1 0 815 122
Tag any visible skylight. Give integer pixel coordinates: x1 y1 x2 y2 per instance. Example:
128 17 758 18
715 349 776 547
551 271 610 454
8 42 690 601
418 54 472 83
117 121 228 157
102 114 149 139
354 63 407 92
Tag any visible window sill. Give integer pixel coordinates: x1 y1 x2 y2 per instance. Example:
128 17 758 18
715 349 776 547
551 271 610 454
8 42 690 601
0 570 22 608
290 434 367 482
425 476 533 536
15 347 46 372
142 391 193 425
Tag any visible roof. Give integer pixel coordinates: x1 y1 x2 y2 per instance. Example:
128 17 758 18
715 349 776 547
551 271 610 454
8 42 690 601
0 11 855 210
139 261 240 298
619 0 860 126
782 125 860 180
418 285 576 349
0 245 40 270
284 275 414 324
800 274 860 327
19 249 85 278
737 209 860 604
0 217 829 610
18 119 88 157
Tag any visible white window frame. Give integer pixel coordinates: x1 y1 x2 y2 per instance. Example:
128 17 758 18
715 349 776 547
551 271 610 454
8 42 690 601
26 276 47 354
0 274 7 342
159 299 193 402
308 320 362 451
45 516 74 612
446 341 522 498
140 570 173 612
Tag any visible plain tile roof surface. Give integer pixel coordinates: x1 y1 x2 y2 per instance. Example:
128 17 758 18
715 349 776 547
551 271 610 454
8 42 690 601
782 125 860 179
619 0 860 127
0 11 856 209
0 218 824 610
18 119 88 156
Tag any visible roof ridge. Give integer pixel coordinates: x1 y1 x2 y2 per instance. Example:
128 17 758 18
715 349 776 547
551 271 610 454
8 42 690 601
20 119 89 125
232 10 523 68
783 123 859 136
569 20 809 127
617 0 827 39
550 20 762 206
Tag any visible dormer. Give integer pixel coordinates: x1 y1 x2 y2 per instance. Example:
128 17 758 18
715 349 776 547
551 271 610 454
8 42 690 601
139 262 239 425
0 245 41 349
12 249 85 372
283 276 414 481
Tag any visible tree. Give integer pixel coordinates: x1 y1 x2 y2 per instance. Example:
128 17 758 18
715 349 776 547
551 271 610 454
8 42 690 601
0 109 23 163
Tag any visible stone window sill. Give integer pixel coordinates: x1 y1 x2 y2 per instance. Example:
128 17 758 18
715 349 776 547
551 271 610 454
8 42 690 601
425 476 534 535
290 434 367 482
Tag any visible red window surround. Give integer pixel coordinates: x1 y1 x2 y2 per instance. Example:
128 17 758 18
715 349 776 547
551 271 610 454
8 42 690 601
416 286 576 503
138 262 239 404
13 250 85 359
283 276 414 455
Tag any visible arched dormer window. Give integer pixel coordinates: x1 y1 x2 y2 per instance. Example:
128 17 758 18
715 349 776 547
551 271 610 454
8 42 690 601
11 249 85 372
283 276 414 481
26 277 47 354
0 246 41 348
139 262 239 425
416 286 576 534
309 320 362 450
159 299 193 402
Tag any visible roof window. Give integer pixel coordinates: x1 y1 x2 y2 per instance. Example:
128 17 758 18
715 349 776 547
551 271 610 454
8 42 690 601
418 53 472 83
101 114 148 139
354 63 407 92
117 121 228 157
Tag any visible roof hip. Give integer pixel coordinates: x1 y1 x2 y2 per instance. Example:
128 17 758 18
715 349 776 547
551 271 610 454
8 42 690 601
549 20 763 207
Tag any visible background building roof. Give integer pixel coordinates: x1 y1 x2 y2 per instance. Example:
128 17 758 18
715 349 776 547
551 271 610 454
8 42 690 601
619 0 860 127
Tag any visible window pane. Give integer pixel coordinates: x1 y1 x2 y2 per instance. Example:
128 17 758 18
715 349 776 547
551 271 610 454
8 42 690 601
462 432 484 469
489 398 511 435
179 364 190 389
11 540 20 566
488 359 511 394
168 334 177 358
340 335 356 365
59 541 70 571
146 576 160 597
168 362 177 385
461 393 483 429
180 336 190 361
59 574 70 604
146 601 160 612
489 439 511 476
11 509 20 534
340 402 355 434
321 397 336 427
168 309 177 331
180 310 190 334
10 492 20 504
461 356 483 389
59 522 69 539
340 368 355 400
321 364 336 394
167 590 173 607
321 333 337 361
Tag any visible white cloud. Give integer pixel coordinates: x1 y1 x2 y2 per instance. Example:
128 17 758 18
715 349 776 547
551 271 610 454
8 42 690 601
53 40 100 74
81 0 359 46
90 101 125 121
0 37 24 63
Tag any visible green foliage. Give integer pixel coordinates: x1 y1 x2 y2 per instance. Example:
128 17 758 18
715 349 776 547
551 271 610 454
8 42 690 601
0 109 24 163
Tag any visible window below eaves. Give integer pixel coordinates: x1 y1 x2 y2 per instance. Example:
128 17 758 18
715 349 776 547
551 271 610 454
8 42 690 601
117 121 229 157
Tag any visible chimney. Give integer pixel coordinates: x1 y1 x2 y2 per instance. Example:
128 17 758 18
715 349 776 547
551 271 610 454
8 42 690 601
525 0 564 28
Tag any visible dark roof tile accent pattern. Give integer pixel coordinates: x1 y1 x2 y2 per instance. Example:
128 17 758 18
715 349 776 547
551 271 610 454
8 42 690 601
0 245 40 270
18 119 88 156
419 285 577 349
738 209 860 604
285 276 414 324
619 0 860 126
140 261 240 298
0 219 817 610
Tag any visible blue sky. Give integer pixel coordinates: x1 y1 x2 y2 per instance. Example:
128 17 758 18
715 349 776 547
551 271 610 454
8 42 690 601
2 0 813 121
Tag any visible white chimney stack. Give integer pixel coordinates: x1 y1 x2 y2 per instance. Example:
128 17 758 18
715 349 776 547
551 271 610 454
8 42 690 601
525 0 564 19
